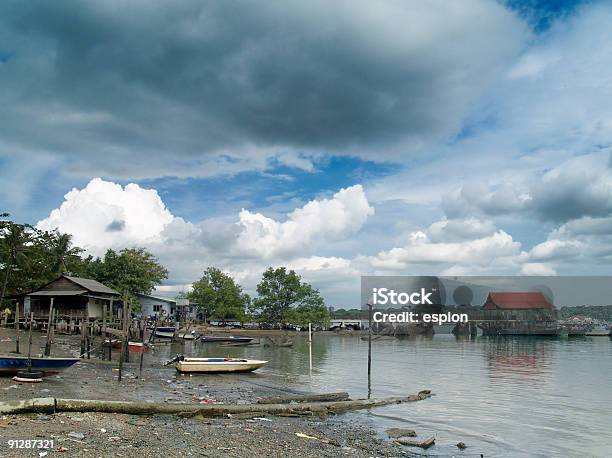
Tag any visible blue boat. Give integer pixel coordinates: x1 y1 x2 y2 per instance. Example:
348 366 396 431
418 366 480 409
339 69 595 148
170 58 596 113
0 356 79 376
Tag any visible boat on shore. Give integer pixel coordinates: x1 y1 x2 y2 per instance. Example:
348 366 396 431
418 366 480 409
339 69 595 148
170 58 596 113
128 341 151 351
198 335 253 343
0 356 79 376
171 356 267 373
148 327 176 339
178 331 197 340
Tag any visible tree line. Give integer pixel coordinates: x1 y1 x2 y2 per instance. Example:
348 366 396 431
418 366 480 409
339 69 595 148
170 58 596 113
1 213 329 327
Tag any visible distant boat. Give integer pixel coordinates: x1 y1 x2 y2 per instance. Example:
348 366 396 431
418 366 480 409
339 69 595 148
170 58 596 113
173 357 267 373
178 331 197 340
103 338 121 349
199 335 253 343
128 341 151 352
148 327 176 339
0 356 79 376
585 324 611 336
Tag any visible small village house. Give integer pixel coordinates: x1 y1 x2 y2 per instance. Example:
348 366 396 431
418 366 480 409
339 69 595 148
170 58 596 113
136 293 176 319
20 275 120 320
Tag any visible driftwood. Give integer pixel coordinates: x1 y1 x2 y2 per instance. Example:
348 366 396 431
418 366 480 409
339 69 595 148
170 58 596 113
257 391 349 404
394 436 435 449
0 391 431 417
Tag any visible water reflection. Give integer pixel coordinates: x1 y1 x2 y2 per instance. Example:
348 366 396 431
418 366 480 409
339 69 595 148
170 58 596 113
483 337 552 383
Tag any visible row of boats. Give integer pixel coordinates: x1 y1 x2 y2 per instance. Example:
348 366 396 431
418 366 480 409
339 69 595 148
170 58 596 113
147 326 254 343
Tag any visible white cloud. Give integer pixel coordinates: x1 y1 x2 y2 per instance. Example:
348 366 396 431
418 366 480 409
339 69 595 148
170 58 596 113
520 263 557 276
36 178 175 253
366 223 521 271
235 185 374 258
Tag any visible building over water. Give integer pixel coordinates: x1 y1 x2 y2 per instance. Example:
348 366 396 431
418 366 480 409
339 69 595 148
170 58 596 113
480 292 560 336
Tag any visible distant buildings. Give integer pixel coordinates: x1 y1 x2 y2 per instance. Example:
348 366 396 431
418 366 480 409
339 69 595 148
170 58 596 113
482 292 556 321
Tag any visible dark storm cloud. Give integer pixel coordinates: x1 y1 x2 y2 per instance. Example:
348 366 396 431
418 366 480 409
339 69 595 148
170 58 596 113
0 0 526 178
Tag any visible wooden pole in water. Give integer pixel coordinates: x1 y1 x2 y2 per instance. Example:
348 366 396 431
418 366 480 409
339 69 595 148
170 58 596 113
308 322 312 375
118 291 129 382
367 302 373 399
14 301 20 354
27 312 33 372
44 298 54 356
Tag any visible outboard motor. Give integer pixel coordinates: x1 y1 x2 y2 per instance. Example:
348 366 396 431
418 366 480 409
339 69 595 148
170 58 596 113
164 354 184 366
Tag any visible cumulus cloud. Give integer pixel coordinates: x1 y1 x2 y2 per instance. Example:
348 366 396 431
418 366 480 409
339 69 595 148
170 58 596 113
235 185 374 258
36 178 175 252
363 217 522 271
35 179 375 303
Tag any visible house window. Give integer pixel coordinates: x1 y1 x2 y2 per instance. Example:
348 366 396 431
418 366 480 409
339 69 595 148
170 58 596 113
153 304 162 312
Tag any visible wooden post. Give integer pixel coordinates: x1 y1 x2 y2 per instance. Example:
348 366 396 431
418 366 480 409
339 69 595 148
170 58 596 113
118 291 129 382
308 323 313 375
44 298 54 356
14 302 20 354
86 322 91 359
27 312 34 373
80 318 86 357
367 302 373 399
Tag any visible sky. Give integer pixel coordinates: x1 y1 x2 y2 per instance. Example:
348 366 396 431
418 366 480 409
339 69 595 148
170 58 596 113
2 0 612 306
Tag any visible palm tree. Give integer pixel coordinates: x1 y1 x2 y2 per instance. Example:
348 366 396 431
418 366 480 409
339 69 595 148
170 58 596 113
0 223 32 307
47 232 82 276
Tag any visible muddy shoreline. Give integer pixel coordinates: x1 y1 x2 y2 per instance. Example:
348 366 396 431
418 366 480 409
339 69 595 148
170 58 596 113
0 328 411 457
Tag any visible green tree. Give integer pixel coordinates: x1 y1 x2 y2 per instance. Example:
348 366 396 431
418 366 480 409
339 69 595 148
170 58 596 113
92 248 168 310
0 222 33 306
187 267 248 324
47 231 84 276
253 267 329 328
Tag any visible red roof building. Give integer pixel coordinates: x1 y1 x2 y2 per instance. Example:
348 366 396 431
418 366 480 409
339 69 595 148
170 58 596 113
483 292 554 311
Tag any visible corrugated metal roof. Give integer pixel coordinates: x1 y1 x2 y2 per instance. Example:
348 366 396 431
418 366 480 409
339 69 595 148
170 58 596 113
135 293 176 304
27 290 85 296
64 276 119 295
483 292 554 310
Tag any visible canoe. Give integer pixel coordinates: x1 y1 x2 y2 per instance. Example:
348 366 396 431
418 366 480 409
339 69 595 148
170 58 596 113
175 357 267 373
0 356 79 376
199 335 253 343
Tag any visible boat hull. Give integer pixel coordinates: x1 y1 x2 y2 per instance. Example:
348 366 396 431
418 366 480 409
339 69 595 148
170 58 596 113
128 342 150 352
0 356 79 376
175 358 267 373
199 336 253 343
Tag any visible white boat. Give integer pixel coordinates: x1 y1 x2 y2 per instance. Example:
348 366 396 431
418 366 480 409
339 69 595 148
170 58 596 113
585 324 611 336
174 357 267 373
178 331 197 340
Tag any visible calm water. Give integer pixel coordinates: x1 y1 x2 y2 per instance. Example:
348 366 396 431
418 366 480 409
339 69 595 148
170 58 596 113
169 334 612 457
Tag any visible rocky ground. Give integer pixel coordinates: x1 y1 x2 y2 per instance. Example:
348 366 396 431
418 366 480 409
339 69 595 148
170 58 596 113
0 328 415 457
0 411 408 457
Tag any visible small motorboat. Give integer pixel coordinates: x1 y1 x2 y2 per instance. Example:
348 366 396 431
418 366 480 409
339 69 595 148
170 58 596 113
0 356 79 376
167 355 267 373
178 331 197 340
198 335 253 343
128 341 151 352
148 327 176 339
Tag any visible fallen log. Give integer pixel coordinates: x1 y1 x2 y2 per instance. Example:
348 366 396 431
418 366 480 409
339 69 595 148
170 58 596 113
0 398 55 414
0 391 432 417
257 391 350 404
